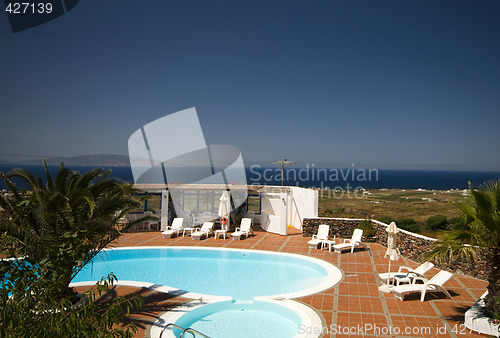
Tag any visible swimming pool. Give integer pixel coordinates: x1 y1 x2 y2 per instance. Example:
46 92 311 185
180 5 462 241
71 247 342 300
152 299 322 338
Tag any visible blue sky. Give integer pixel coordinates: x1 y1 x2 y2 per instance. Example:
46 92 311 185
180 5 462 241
0 0 499 170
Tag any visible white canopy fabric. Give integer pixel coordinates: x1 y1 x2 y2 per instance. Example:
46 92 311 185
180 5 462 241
385 221 400 261
380 221 401 293
218 191 231 231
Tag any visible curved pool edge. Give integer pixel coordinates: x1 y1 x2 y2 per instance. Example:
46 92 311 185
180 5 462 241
69 280 232 302
70 246 344 301
150 299 324 338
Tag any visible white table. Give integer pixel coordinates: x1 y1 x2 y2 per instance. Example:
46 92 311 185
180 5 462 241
182 227 195 237
322 238 336 252
215 229 227 239
394 275 415 286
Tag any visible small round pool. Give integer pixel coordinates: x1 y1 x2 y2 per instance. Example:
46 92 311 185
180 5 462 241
71 246 342 300
152 299 322 338
178 300 299 337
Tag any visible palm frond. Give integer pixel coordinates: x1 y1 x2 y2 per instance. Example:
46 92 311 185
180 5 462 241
8 167 39 190
0 162 149 296
426 228 479 263
42 159 52 190
430 179 500 315
454 200 476 218
0 171 22 202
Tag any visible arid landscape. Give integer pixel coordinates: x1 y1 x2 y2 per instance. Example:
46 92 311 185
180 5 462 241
317 188 467 237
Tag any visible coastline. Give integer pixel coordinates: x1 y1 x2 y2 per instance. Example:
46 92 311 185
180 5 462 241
1 163 499 191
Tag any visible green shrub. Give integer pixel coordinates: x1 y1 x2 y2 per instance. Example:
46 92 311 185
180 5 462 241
425 214 448 230
0 163 149 297
334 207 345 213
378 216 395 225
396 218 421 233
356 219 375 237
449 216 469 230
400 222 420 233
0 163 146 337
0 265 142 337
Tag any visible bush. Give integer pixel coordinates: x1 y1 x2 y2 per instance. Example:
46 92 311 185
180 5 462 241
425 215 448 230
0 163 149 297
449 216 469 230
0 163 147 336
356 219 375 237
397 218 421 233
0 263 143 337
378 216 395 225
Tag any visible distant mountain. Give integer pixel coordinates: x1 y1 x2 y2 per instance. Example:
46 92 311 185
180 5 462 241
20 154 131 166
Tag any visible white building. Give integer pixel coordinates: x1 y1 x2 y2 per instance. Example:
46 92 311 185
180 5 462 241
135 184 318 235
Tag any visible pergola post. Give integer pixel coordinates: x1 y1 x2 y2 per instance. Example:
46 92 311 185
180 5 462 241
160 190 169 231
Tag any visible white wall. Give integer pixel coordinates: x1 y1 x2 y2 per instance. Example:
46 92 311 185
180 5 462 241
259 187 318 234
289 187 318 230
260 192 287 235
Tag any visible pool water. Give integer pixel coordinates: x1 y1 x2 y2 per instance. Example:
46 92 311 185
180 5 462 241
0 259 39 296
173 300 301 338
73 247 340 338
72 247 340 300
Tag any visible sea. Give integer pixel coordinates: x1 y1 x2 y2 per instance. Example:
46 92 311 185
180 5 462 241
1 164 500 191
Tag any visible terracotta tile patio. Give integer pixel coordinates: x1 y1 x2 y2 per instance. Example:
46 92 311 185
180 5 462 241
95 228 489 337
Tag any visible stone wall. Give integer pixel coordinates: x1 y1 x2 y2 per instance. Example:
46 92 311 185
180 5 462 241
302 217 488 280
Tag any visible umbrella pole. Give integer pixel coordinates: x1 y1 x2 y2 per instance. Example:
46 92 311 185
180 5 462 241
387 259 391 287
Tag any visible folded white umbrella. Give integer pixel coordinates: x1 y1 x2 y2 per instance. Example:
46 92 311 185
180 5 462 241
218 191 230 231
379 221 400 293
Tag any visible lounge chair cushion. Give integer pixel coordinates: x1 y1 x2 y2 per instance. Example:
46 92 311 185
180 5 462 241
192 231 207 240
308 238 323 249
333 241 366 254
332 229 366 254
190 222 214 240
230 218 253 240
393 270 453 302
231 231 246 240
161 218 184 238
162 230 177 239
379 262 435 286
307 224 330 249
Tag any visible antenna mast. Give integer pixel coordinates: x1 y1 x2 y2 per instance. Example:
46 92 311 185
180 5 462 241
273 159 295 186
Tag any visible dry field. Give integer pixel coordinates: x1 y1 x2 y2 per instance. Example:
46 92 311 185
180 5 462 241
318 188 467 237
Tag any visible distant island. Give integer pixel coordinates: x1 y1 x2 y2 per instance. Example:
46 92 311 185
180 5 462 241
1 154 131 167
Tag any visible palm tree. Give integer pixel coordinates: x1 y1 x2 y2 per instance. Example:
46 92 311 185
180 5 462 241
427 180 500 317
0 161 152 297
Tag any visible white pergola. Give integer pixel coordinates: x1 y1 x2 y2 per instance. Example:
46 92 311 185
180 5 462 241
134 183 317 235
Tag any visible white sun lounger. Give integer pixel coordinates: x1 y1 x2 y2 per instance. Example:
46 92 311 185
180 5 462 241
332 228 366 254
161 218 184 238
231 218 253 240
393 270 453 302
191 222 214 240
379 262 435 286
307 224 330 249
